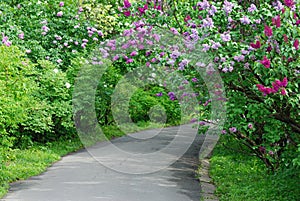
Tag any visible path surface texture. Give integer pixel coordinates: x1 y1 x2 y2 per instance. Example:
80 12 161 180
2 124 213 201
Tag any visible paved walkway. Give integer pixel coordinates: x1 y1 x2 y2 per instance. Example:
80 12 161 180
2 124 209 201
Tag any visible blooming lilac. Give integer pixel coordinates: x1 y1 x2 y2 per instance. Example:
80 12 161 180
254 19 261 24
208 5 217 16
42 25 50 32
57 59 62 63
78 7 84 13
192 78 198 82
260 56 271 68
178 59 189 70
264 25 273 37
220 33 231 42
284 0 295 8
123 0 131 8
229 127 237 133
126 58 134 63
228 66 234 72
241 49 249 55
199 121 206 126
130 51 138 56
202 44 210 52
170 50 181 59
221 130 227 134
248 4 257 12
57 11 63 17
273 0 284 10
198 0 210 10
2 34 12 47
240 16 250 24
202 16 214 28
211 42 221 49
170 27 179 35
59 1 64 7
248 123 253 129
293 39 299 50
234 55 245 62
223 0 235 14
156 92 163 97
18 32 24 39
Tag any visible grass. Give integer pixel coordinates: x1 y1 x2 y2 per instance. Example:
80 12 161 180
209 136 300 201
0 121 168 198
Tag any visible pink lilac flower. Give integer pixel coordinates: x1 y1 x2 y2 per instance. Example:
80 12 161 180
248 123 253 129
240 16 251 24
123 0 131 8
272 15 281 28
168 92 176 101
57 59 62 63
281 88 287 95
254 19 261 24
192 78 198 82
59 2 64 7
18 32 24 39
123 11 131 16
202 44 210 52
248 4 257 12
284 0 295 8
126 58 134 63
170 27 179 35
42 25 50 32
57 11 63 17
178 59 189 70
113 55 119 61
130 51 138 56
220 33 231 42
93 37 98 41
2 34 12 46
138 4 148 15
221 130 227 134
241 49 249 55
78 7 84 13
184 15 192 22
229 127 237 133
294 39 299 50
250 40 261 49
260 56 271 68
264 25 273 37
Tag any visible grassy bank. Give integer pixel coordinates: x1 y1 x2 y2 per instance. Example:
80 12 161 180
209 136 300 201
0 122 167 198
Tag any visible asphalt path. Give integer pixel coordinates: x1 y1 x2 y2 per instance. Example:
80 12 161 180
2 124 206 201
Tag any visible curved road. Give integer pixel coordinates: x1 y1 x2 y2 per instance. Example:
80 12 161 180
2 124 207 201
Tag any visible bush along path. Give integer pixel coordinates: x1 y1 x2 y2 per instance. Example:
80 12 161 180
2 125 206 201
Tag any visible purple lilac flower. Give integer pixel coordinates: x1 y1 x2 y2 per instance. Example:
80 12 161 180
126 58 134 63
78 7 84 13
130 51 138 56
241 49 249 55
178 59 189 70
202 16 214 28
248 4 257 12
240 16 251 24
59 2 64 7
156 92 163 97
192 78 198 82
229 127 237 133
273 0 284 10
220 33 231 42
168 92 176 101
198 0 210 10
233 55 245 62
223 0 235 14
170 50 181 59
211 41 221 49
228 17 233 23
199 121 206 126
2 34 12 46
222 67 228 73
202 44 210 52
82 39 88 43
190 118 197 123
221 130 227 134
228 66 234 72
167 59 175 66
208 5 217 16
42 26 50 32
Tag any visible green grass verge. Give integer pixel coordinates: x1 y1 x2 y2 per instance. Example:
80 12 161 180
0 122 167 198
209 136 300 201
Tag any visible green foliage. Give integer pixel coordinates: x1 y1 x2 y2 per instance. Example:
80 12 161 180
209 136 300 201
